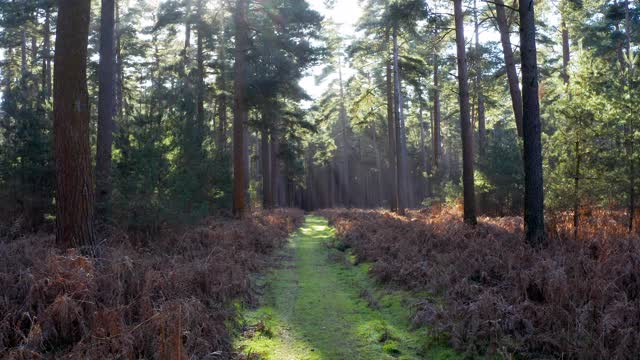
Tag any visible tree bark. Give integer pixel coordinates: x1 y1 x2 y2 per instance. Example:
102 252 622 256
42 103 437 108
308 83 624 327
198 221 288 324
21 30 27 78
418 88 430 201
115 0 123 118
233 0 249 217
196 15 205 155
495 0 524 137
474 0 486 155
520 0 546 247
371 121 384 206
43 7 52 99
561 16 570 84
623 0 635 232
573 136 581 239
5 47 12 94
216 12 228 157
96 0 116 218
53 0 96 250
432 52 441 169
271 126 280 207
392 25 407 216
454 0 478 225
386 29 397 212
261 125 273 208
338 59 350 207
184 0 192 60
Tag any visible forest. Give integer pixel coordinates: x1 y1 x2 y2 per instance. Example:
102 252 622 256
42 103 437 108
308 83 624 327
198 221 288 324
0 0 639 358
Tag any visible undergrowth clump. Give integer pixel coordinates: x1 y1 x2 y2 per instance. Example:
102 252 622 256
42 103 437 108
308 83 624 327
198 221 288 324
318 207 640 359
0 209 303 359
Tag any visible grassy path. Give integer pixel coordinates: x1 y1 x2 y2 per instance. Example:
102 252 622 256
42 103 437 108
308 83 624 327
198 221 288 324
235 215 458 360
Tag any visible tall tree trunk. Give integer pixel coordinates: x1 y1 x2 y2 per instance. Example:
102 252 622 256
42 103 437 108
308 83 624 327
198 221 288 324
216 13 228 157
43 7 52 99
115 0 123 118
392 25 407 216
195 17 205 155
623 0 635 232
338 60 350 207
271 126 280 208
561 14 570 84
5 47 12 94
573 136 581 239
305 145 314 210
432 52 441 169
372 121 384 206
495 0 524 137
232 0 249 217
53 0 96 250
184 0 192 60
96 0 116 218
418 88 429 201
244 126 251 209
31 33 38 63
520 0 546 247
474 0 486 155
260 125 272 208
21 30 27 78
454 0 478 225
386 30 397 212
561 7 578 236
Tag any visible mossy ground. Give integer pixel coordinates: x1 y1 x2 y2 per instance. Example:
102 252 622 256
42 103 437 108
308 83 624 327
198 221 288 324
235 215 460 360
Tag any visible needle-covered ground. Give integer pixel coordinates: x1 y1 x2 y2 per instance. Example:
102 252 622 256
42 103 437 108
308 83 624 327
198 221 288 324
236 215 458 360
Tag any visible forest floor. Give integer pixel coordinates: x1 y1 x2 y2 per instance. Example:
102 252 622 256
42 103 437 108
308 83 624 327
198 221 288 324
235 215 458 360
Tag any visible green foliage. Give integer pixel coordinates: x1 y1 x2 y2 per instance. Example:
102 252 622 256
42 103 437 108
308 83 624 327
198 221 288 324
477 119 524 215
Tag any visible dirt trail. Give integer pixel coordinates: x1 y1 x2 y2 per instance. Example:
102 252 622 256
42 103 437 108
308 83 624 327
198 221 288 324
236 215 457 360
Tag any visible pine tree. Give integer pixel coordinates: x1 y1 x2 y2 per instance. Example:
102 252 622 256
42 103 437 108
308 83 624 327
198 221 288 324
53 0 96 249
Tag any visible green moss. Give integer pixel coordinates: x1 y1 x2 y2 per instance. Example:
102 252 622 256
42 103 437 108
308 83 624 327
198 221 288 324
235 215 463 360
383 340 402 356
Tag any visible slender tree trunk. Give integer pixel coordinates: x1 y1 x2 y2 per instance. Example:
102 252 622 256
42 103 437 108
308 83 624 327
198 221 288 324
561 15 570 84
96 0 116 218
232 0 249 217
520 0 546 247
271 125 280 207
43 7 52 99
573 136 581 239
196 18 205 155
623 0 635 232
31 35 38 82
432 52 441 169
386 30 397 212
454 0 478 225
184 0 192 60
561 7 577 236
5 47 12 94
371 121 384 206
474 0 486 156
21 30 27 78
305 145 314 210
115 1 123 118
418 89 429 201
53 0 96 250
338 60 350 207
392 25 407 216
495 0 524 137
216 14 228 157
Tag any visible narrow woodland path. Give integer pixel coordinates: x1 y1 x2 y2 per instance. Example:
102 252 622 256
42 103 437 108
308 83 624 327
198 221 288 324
236 216 457 360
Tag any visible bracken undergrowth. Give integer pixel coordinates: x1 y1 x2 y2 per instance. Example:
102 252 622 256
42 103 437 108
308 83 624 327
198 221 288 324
0 209 303 359
318 207 640 359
